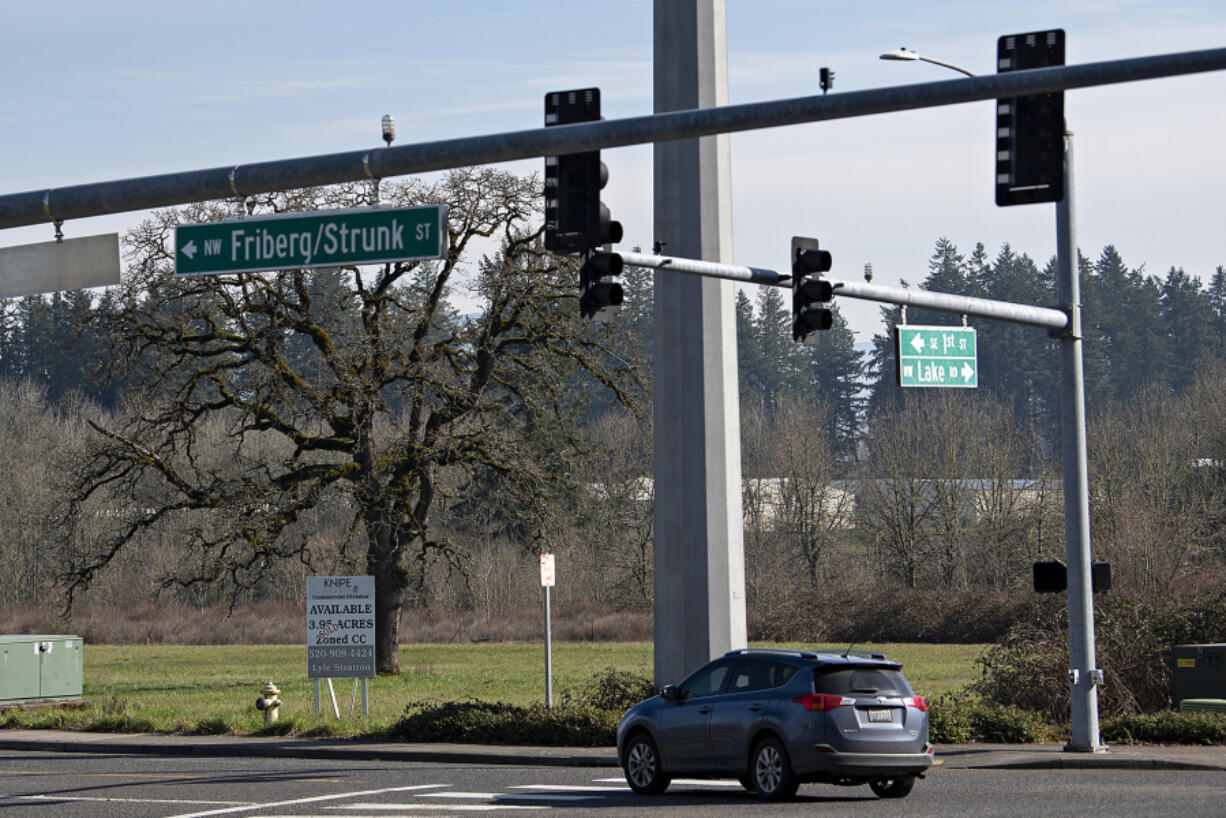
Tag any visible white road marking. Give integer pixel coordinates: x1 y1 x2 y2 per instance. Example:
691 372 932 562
326 806 542 812
4 794 249 807
507 784 630 792
163 784 449 818
417 792 600 802
592 776 744 788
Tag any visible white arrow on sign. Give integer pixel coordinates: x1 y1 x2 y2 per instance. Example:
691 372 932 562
962 362 975 382
181 240 198 260
910 333 925 354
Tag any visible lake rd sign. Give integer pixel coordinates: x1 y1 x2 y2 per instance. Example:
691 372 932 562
175 204 448 276
896 325 978 388
306 575 375 679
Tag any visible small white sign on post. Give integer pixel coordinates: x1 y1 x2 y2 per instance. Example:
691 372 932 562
540 554 555 707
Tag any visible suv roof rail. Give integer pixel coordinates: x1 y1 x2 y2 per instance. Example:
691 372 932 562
724 647 818 659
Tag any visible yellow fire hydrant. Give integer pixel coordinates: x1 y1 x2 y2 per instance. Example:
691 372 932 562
255 681 282 725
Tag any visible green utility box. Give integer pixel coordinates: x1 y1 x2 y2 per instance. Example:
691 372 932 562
1171 643 1226 706
0 635 83 704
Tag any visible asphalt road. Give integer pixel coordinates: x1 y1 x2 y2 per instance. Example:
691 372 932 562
0 751 1222 817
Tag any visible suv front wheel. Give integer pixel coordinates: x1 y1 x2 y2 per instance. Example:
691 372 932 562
623 733 670 795
751 736 800 801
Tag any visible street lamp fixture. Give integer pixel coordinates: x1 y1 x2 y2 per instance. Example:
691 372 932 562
879 47 977 77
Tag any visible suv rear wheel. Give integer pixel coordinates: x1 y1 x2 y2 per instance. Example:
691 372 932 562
751 736 799 801
869 775 916 799
623 733 670 795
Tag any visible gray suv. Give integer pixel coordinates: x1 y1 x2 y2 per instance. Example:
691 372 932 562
616 648 932 800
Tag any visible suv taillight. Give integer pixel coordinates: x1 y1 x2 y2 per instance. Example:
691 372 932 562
793 693 856 711
904 696 928 712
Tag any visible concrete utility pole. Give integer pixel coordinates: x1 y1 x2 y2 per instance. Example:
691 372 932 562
652 0 747 687
1055 131 1102 752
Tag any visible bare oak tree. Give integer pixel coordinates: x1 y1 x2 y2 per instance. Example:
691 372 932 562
63 168 637 673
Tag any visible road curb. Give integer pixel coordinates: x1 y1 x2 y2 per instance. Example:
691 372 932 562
0 734 621 768
967 756 1226 772
0 732 1221 772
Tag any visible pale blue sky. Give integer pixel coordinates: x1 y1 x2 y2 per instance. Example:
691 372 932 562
3 1 1224 339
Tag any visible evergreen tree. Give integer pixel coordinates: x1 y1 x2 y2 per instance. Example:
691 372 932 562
750 285 796 410
1205 265 1226 347
800 309 865 451
734 288 760 401
1159 266 1217 393
48 289 97 402
620 260 654 382
977 245 1055 431
866 301 906 417
911 237 969 327
967 242 992 297
1084 246 1168 404
13 294 54 385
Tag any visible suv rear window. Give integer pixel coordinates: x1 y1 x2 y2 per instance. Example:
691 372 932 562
813 667 913 697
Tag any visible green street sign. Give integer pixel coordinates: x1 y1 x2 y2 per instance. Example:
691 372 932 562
896 325 978 388
174 204 448 276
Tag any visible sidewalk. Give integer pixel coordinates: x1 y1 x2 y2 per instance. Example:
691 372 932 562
0 730 1222 771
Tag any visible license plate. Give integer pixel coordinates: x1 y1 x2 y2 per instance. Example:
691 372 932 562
867 708 893 723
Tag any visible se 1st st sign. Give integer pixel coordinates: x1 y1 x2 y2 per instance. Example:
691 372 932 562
175 204 447 276
306 576 375 679
896 325 978 388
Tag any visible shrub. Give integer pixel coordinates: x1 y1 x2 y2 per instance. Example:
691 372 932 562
929 691 1054 744
1102 711 1226 745
562 667 655 712
928 692 977 744
972 592 1226 720
386 700 618 746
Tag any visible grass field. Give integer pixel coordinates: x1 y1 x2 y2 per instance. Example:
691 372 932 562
0 642 987 737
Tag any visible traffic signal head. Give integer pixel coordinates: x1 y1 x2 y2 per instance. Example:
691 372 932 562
791 236 834 344
544 88 622 254
1032 560 1111 593
579 251 624 321
1033 560 1067 593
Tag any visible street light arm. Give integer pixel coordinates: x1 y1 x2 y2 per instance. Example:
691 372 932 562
879 48 977 77
916 55 977 77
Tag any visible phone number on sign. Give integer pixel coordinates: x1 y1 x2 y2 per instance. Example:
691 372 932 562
308 647 374 659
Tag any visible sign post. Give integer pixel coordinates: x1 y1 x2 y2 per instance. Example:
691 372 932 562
896 325 978 388
175 204 447 276
540 554 555 708
306 576 375 717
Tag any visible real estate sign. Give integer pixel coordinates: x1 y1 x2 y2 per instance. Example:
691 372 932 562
306 576 375 679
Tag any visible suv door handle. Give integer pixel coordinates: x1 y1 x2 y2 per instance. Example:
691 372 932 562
748 703 764 712
697 706 712 715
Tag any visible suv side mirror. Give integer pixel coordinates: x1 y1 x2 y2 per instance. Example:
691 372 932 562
660 684 680 701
